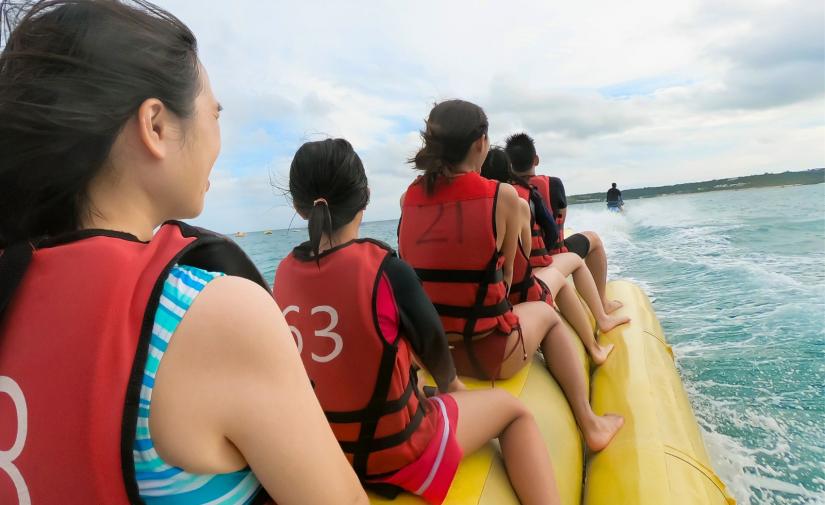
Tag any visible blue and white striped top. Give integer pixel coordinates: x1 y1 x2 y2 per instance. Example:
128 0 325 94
133 265 262 504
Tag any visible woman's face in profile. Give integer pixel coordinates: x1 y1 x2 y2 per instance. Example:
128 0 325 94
169 65 222 219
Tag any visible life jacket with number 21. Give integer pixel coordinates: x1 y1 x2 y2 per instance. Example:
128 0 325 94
398 172 519 378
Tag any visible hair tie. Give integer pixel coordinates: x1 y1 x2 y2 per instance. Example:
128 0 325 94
313 198 328 207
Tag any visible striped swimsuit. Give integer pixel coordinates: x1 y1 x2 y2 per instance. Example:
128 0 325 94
133 265 262 504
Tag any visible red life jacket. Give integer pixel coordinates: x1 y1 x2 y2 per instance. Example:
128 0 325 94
0 222 269 505
273 239 436 480
398 172 518 378
513 184 554 268
529 175 568 254
508 241 553 306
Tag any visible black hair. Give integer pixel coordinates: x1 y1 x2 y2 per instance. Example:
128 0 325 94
288 138 370 263
481 147 530 189
409 99 488 194
0 0 200 248
612 182 617 188
482 146 559 245
504 132 537 173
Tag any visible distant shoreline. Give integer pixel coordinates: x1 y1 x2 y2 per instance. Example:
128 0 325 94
232 168 824 234
566 168 824 205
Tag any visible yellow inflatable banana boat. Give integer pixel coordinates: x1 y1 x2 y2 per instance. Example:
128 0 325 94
369 280 735 505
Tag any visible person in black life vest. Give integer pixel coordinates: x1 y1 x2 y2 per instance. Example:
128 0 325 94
481 148 615 365
505 132 626 317
0 2 367 504
606 183 624 210
274 138 561 505
398 100 624 453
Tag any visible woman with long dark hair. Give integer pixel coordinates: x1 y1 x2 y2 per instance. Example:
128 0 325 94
273 138 560 505
481 148 614 364
398 100 624 453
0 1 367 503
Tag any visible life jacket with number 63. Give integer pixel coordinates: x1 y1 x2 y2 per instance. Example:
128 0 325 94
273 239 438 480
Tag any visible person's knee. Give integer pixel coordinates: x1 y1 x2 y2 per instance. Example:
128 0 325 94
549 267 566 285
544 304 562 327
492 389 531 419
583 231 603 250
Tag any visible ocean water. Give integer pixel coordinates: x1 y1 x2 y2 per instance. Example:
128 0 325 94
232 183 825 505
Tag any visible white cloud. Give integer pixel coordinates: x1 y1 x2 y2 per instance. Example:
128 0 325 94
153 0 824 232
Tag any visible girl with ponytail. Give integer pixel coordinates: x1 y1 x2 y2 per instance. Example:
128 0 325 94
398 100 624 453
275 138 562 505
0 1 366 504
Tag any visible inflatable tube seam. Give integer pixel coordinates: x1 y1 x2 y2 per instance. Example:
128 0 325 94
664 445 735 504
642 329 673 358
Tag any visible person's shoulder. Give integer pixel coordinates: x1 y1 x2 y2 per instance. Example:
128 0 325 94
186 275 280 349
498 181 519 200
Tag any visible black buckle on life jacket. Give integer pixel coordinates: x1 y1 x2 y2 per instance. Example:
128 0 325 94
530 247 549 257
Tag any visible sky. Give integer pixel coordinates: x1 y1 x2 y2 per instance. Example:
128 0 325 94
156 0 825 233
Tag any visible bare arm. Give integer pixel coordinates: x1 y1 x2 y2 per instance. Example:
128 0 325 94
495 183 522 289
518 198 533 257
150 276 368 505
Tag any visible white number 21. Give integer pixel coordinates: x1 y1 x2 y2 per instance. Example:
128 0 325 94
282 305 343 363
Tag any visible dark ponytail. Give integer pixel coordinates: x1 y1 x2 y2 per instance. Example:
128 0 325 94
409 99 488 194
0 0 200 248
288 139 370 263
306 198 334 265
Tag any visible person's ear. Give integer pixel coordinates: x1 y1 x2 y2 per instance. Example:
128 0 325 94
533 154 540 167
473 135 486 154
136 98 169 160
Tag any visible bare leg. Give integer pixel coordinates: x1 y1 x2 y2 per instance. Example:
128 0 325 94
533 266 613 365
580 231 621 314
498 302 624 452
549 253 629 333
453 389 560 505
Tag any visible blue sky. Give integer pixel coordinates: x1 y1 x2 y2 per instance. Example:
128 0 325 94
157 0 824 233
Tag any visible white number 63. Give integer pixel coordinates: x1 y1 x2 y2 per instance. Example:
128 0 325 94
282 305 343 363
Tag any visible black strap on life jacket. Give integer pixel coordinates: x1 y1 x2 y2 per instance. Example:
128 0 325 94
328 347 425 479
415 252 511 380
509 257 535 305
0 242 34 321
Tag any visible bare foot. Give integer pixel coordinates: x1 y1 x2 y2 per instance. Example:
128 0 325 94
584 413 625 452
604 299 623 314
588 342 614 366
597 313 630 333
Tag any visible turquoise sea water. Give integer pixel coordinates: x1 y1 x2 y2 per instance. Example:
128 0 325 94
233 183 825 505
